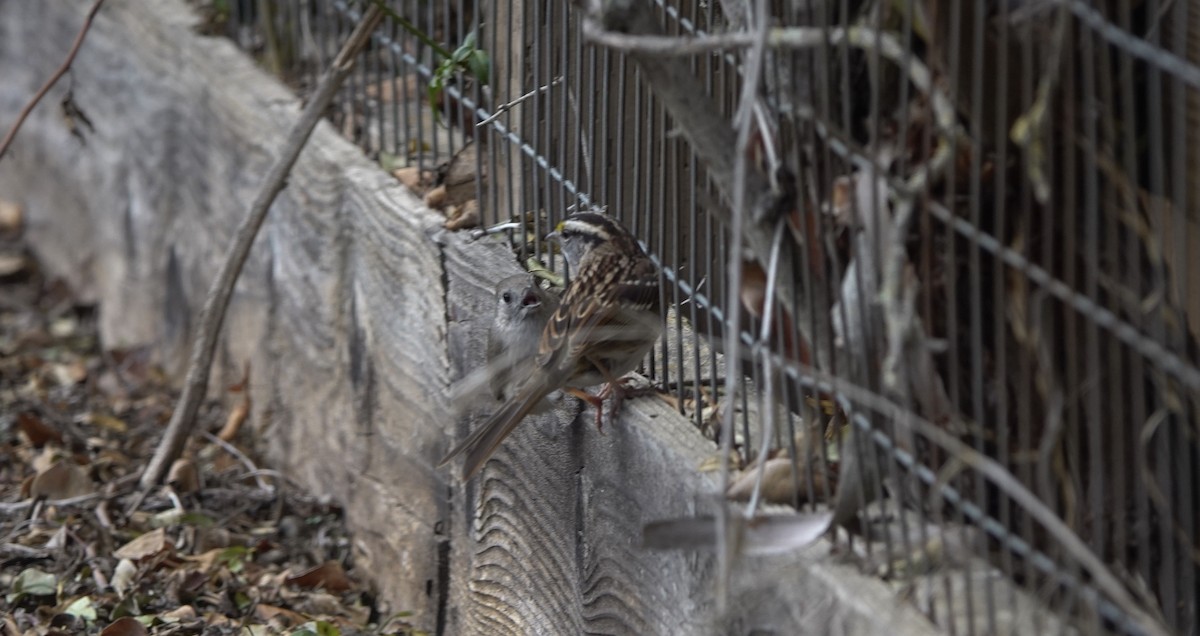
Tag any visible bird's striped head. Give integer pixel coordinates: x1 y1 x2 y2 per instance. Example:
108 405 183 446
549 212 641 270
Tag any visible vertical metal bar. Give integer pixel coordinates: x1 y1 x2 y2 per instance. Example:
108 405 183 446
1166 0 1198 624
1079 15 1107 624
504 0 518 230
528 0 543 266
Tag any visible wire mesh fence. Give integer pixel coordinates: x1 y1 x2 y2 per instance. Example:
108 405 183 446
222 0 1199 633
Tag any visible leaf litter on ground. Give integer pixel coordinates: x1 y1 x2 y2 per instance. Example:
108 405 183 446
1 221 422 635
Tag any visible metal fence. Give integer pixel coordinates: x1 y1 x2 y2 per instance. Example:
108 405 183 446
224 0 1199 633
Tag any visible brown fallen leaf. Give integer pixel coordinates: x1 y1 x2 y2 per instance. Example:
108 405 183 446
444 198 481 230
293 590 346 615
439 143 484 208
285 560 353 592
113 527 173 561
255 603 306 627
161 605 197 622
217 394 250 442
392 166 437 194
185 548 224 572
215 362 252 442
49 359 88 386
4 614 22 636
84 412 128 433
17 412 64 447
424 184 447 209
31 459 93 500
166 458 201 494
100 616 148 636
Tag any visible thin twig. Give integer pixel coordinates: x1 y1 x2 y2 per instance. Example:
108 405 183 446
236 468 305 491
202 431 272 492
476 76 563 127
0 0 106 160
137 5 386 491
0 492 103 515
746 219 787 517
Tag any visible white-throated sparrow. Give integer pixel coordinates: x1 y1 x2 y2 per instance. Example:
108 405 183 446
440 212 662 479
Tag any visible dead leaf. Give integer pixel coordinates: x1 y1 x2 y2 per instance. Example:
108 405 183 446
217 394 249 442
444 199 481 230
161 605 197 622
0 200 21 234
17 412 63 447
255 604 306 626
84 412 128 433
166 459 201 494
185 548 223 572
439 143 484 209
294 590 345 615
32 446 61 473
50 360 88 386
393 166 436 194
113 528 173 561
285 560 353 592
31 459 93 500
44 525 69 551
100 616 148 636
424 184 447 209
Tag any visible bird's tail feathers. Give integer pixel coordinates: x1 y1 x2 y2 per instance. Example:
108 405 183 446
439 376 553 479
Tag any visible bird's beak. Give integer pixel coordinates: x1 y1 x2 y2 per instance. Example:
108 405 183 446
544 220 566 243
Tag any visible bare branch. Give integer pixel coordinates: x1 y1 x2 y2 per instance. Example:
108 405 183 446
138 5 386 491
476 76 562 127
0 0 105 160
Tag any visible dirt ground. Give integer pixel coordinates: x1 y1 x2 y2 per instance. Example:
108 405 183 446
0 204 419 635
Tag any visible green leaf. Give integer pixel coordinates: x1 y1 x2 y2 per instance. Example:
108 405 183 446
234 589 253 611
64 595 97 621
468 50 490 85
6 568 57 602
218 545 253 573
452 31 477 61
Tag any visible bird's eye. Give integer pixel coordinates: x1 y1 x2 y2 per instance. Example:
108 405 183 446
501 292 513 303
